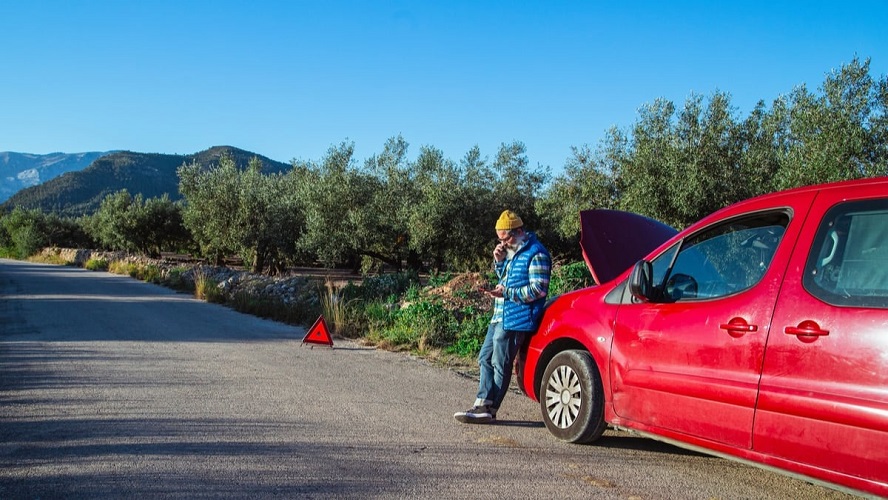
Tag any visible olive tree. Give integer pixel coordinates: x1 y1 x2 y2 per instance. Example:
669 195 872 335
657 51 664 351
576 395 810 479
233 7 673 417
404 145 465 271
736 98 789 199
178 154 300 273
618 98 678 225
85 190 189 257
777 57 888 189
451 146 500 268
537 129 625 242
1 208 89 258
489 141 549 229
294 141 379 269
361 136 419 271
669 91 743 225
178 156 241 263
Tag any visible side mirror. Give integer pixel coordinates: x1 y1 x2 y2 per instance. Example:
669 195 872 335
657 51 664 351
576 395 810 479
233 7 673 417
628 260 654 302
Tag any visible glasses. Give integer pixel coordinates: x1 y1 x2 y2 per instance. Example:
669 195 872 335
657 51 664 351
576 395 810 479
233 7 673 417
497 231 515 242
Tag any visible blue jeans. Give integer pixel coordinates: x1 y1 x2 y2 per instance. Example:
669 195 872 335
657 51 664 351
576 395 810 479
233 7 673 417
475 322 525 411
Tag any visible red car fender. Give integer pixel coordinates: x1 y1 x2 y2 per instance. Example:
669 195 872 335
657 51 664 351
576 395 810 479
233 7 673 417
520 285 619 405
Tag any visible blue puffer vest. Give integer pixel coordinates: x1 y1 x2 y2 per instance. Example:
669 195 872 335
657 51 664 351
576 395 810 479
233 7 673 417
498 232 550 332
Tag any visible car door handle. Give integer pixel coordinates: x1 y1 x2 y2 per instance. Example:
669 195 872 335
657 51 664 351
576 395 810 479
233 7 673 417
784 320 829 340
720 317 758 338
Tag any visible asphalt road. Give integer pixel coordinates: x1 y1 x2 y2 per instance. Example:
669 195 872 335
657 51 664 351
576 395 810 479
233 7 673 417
0 259 854 499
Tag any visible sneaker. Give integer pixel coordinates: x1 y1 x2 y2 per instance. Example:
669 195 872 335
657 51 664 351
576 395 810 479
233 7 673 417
453 405 496 424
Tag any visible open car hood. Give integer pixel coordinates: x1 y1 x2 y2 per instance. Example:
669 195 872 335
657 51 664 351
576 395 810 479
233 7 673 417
580 209 678 284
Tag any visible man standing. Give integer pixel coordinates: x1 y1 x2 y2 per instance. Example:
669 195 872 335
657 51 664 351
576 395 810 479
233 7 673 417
454 210 551 424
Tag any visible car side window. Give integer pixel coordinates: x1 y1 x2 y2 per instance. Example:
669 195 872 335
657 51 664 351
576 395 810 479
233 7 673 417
804 199 888 308
651 212 790 301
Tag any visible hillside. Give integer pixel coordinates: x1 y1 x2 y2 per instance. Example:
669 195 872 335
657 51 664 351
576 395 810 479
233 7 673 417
1 146 292 216
0 151 110 202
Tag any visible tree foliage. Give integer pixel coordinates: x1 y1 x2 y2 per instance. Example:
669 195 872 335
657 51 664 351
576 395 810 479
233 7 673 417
541 57 888 231
293 141 375 269
3 58 885 275
178 155 301 273
289 138 551 273
84 190 190 257
0 207 90 258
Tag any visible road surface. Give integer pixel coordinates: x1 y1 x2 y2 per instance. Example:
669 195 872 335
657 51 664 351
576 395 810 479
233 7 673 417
0 259 853 498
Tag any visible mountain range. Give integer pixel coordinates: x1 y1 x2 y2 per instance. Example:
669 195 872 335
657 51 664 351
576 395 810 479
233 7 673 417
1 146 291 216
1 151 110 203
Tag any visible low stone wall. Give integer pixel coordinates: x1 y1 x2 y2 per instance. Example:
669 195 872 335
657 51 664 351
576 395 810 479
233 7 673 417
48 248 131 267
40 247 326 307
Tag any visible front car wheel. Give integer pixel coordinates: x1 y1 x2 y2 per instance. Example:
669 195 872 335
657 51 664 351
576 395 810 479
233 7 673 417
540 350 606 443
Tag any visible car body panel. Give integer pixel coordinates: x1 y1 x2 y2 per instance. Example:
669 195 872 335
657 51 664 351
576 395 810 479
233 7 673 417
610 193 814 449
755 182 888 489
521 285 618 404
520 177 888 497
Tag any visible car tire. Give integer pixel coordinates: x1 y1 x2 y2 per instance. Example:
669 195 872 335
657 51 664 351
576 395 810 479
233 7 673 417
540 350 606 443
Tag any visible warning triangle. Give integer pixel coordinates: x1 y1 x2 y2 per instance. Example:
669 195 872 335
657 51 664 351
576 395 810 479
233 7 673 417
302 315 334 347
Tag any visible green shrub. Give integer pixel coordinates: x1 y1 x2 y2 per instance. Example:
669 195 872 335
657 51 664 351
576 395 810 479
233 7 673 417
426 271 453 288
549 261 595 297
85 258 110 271
165 267 191 291
369 322 419 348
229 292 314 325
389 298 459 351
358 271 420 301
448 312 490 357
403 283 421 302
105 261 164 284
11 225 45 259
139 264 163 283
361 298 397 336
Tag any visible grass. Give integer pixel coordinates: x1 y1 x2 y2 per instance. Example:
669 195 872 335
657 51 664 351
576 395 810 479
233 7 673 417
321 279 361 338
447 312 489 357
107 261 163 283
27 248 71 265
193 269 225 303
85 258 110 271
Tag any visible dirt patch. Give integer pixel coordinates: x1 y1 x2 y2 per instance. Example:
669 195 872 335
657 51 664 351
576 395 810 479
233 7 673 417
425 272 494 313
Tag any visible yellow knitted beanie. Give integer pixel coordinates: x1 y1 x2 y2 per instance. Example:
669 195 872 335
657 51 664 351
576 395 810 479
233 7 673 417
495 210 524 230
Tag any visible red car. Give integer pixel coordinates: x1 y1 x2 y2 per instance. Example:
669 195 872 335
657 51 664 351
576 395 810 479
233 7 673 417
517 177 888 497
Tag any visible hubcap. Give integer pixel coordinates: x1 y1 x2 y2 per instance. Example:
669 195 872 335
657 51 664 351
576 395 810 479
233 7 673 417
544 364 582 429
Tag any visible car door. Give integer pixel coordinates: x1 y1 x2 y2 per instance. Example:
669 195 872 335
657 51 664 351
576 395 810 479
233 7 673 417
755 185 888 487
610 193 815 449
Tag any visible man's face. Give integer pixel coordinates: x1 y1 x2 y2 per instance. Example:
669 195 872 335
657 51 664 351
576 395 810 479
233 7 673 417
497 229 522 250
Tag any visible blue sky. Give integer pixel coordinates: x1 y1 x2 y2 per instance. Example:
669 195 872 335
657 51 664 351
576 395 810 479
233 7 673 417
1 1 886 173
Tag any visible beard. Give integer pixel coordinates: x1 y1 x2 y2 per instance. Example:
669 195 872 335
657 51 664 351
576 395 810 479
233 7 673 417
505 234 526 259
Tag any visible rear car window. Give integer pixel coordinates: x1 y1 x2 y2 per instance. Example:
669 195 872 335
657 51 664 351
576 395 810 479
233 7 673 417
804 199 888 308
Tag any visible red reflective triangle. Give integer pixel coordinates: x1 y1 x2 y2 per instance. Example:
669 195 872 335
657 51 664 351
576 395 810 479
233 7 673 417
302 315 334 347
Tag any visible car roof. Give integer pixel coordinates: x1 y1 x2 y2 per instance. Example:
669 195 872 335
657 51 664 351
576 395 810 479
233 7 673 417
579 176 888 284
693 176 888 228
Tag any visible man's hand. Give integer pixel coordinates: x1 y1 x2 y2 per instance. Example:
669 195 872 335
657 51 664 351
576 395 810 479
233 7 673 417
484 284 505 298
493 243 506 262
